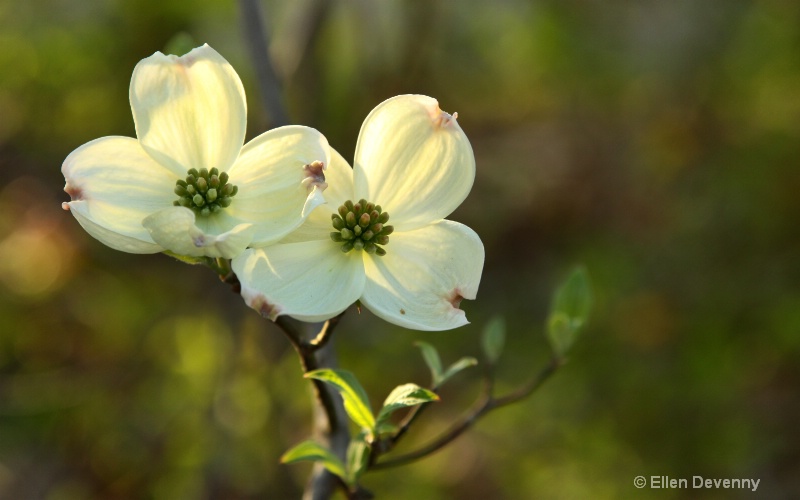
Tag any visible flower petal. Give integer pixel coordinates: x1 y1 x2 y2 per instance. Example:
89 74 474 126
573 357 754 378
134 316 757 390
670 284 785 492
323 146 356 208
130 44 246 175
226 126 331 247
279 147 355 244
361 220 484 331
62 136 175 253
353 95 475 230
232 241 365 322
142 207 254 259
65 206 161 254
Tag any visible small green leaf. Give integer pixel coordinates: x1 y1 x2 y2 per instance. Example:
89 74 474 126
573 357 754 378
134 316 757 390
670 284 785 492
417 342 477 388
547 266 592 357
415 341 443 386
482 316 506 364
163 32 198 56
376 383 438 429
440 356 478 385
281 440 346 479
345 433 371 486
305 369 375 431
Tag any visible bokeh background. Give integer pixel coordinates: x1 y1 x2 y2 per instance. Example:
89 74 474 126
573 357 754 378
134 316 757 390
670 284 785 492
2 0 799 498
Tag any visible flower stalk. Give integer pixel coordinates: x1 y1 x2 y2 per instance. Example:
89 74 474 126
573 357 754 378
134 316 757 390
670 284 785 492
274 315 352 500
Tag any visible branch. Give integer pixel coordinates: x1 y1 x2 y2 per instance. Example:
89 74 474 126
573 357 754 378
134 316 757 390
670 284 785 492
371 357 564 470
385 395 432 450
275 315 348 433
275 314 350 500
490 357 563 411
204 257 348 498
374 368 455 458
271 0 332 81
238 0 291 127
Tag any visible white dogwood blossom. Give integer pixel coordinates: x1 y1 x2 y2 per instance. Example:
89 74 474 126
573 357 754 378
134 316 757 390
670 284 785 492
62 44 329 259
233 95 484 331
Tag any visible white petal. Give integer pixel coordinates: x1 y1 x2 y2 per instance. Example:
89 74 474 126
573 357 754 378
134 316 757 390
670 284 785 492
130 44 246 174
232 241 365 322
62 136 175 253
142 207 254 259
302 184 327 219
65 205 161 253
226 126 330 247
279 147 355 244
323 146 356 207
353 95 475 230
361 220 484 331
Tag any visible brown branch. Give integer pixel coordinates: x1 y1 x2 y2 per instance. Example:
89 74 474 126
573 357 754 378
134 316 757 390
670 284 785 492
238 0 291 127
207 256 349 498
386 396 432 448
370 357 564 471
271 0 332 81
274 314 348 435
274 314 350 500
490 357 564 411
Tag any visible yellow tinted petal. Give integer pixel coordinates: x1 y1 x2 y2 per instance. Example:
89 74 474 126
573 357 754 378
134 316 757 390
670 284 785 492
62 136 173 253
130 44 246 174
232 241 365 322
353 95 475 230
227 126 330 246
362 220 484 331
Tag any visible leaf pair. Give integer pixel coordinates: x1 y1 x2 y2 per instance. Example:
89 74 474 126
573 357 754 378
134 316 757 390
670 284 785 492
415 341 477 389
302 369 439 438
281 368 439 487
280 433 371 488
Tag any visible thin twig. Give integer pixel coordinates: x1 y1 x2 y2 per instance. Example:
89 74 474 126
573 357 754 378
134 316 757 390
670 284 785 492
307 312 345 349
371 357 564 470
386 396 432 449
490 357 564 410
238 0 291 127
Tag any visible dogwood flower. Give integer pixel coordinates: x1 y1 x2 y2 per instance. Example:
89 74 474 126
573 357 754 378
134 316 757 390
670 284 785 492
232 95 484 331
62 44 330 259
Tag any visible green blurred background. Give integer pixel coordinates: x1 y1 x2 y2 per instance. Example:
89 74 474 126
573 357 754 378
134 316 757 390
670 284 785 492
1 0 799 498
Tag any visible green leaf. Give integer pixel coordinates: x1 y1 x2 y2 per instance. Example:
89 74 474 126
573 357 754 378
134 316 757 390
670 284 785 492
440 356 478 385
482 315 506 364
345 433 371 487
416 342 477 388
375 383 439 429
281 440 346 479
163 32 198 56
415 341 443 386
547 266 592 357
305 369 375 431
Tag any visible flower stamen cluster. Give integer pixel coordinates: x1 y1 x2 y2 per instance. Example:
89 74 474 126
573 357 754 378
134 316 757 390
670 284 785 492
330 199 394 256
174 167 238 217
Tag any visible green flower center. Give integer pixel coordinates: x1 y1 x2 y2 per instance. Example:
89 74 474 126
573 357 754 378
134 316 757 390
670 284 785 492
330 199 394 256
173 167 238 217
